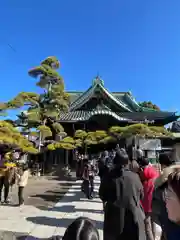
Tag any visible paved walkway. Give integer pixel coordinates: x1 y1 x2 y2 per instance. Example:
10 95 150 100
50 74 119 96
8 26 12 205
0 176 162 240
0 177 103 239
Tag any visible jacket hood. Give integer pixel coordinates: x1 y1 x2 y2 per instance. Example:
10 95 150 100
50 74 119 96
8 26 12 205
143 166 159 180
154 164 180 189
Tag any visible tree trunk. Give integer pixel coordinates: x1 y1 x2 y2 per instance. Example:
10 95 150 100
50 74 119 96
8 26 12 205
38 131 42 152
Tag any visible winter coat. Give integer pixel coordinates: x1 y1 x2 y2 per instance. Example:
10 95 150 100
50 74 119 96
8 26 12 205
129 160 139 173
140 165 159 213
16 169 29 187
0 167 7 177
166 221 180 240
99 167 146 240
152 164 180 239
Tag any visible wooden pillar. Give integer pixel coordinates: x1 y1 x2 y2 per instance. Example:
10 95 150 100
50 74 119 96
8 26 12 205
84 123 87 155
65 150 68 165
72 123 75 134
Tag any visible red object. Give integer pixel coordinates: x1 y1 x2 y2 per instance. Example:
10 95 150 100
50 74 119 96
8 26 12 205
141 165 159 213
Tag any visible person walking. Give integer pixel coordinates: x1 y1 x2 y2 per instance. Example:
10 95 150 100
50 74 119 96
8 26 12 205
0 164 16 204
16 163 29 206
0 166 8 203
76 154 82 179
82 160 96 199
99 148 146 240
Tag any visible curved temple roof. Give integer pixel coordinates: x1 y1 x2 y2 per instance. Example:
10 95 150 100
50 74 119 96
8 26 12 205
69 77 133 112
60 77 179 125
68 76 159 113
59 105 178 124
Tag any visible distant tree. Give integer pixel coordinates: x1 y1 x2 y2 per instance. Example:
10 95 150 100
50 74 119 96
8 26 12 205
139 101 160 111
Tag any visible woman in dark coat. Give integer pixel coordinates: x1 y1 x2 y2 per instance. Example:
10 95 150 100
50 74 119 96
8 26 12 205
99 149 146 240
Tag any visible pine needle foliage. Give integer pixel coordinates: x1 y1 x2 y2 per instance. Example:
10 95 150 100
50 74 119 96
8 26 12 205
109 124 173 138
47 136 76 150
47 124 172 151
0 120 38 154
3 56 70 151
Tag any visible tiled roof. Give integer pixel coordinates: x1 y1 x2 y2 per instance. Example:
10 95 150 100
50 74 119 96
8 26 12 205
59 110 177 123
66 80 174 114
67 91 128 104
68 91 83 103
69 82 132 112
59 110 131 122
119 112 176 121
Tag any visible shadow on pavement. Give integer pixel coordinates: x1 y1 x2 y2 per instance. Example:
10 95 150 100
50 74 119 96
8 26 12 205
27 216 103 231
28 182 77 209
33 183 88 211
26 179 103 238
30 194 65 203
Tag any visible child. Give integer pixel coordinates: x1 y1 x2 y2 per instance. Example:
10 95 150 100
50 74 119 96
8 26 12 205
16 163 29 206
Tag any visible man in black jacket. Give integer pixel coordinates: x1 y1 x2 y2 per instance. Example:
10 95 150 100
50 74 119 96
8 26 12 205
99 149 146 240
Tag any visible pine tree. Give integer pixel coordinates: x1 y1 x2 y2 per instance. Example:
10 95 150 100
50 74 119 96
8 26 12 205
6 56 69 150
0 120 37 154
109 124 172 138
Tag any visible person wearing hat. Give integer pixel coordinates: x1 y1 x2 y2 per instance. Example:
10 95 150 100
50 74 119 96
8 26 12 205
99 148 146 240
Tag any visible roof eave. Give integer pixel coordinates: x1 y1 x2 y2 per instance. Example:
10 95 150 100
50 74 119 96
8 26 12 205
160 114 179 125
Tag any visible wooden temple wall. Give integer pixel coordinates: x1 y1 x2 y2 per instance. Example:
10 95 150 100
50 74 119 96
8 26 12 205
30 148 76 175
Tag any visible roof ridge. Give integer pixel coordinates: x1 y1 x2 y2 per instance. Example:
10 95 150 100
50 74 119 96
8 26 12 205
69 82 132 112
112 91 129 94
69 85 94 109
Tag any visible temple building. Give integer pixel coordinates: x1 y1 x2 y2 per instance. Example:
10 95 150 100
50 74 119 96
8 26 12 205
59 76 179 135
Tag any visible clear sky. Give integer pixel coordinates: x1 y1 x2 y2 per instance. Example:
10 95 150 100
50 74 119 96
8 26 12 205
1 0 180 117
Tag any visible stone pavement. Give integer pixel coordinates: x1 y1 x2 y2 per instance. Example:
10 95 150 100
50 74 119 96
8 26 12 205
0 177 103 239
0 176 162 240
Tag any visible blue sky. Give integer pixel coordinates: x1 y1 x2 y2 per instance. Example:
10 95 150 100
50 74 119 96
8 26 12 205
1 0 180 118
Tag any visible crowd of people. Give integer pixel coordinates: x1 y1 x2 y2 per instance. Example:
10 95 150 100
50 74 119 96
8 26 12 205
72 148 180 240
0 162 29 206
1 148 180 239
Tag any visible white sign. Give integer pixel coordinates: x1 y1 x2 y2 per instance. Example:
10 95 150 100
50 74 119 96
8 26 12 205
138 139 161 150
